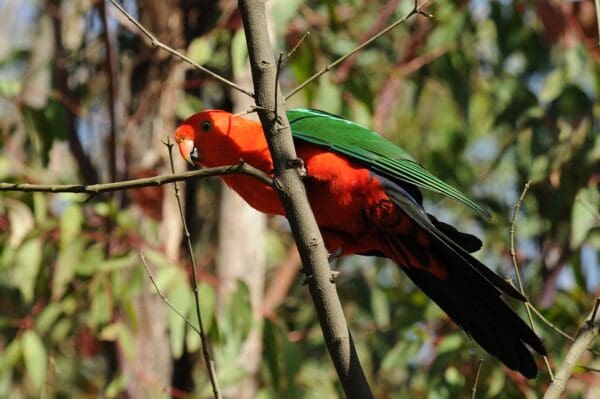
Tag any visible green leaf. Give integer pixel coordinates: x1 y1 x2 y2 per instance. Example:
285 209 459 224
187 38 213 66
0 79 22 98
436 333 463 354
32 192 47 224
60 203 83 249
35 302 62 332
313 77 341 115
270 0 301 37
167 286 191 358
381 336 421 372
176 94 203 120
21 99 68 165
105 372 125 398
571 186 600 248
197 281 216 332
0 337 22 374
75 243 104 276
6 198 34 247
487 367 506 396
231 29 248 79
22 330 47 392
90 279 112 328
263 320 281 391
52 240 83 299
370 288 390 328
98 254 137 272
13 238 42 303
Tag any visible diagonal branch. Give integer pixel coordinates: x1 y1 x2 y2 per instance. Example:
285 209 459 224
139 252 201 335
285 0 431 100
238 1 373 397
0 162 273 194
107 0 254 99
543 298 600 399
509 181 555 379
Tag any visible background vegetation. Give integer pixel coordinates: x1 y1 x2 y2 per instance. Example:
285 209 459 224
0 0 599 397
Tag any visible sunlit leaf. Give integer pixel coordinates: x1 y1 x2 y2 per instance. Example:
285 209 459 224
12 238 42 303
370 287 390 328
59 203 83 250
5 198 34 248
53 240 83 299
571 187 600 248
22 330 47 392
187 38 213 66
167 286 191 358
232 29 248 79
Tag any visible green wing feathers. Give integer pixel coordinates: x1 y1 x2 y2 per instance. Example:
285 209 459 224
287 108 491 218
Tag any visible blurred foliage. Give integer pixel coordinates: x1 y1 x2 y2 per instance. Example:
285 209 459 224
0 0 599 398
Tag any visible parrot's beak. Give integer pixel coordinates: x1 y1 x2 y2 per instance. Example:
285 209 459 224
176 137 199 166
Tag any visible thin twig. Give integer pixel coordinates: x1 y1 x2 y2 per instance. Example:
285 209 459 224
164 137 222 399
0 162 273 194
285 31 311 63
528 305 575 342
139 252 201 335
543 298 600 399
274 32 310 119
576 365 600 373
107 0 254 99
285 0 431 100
509 180 555 380
471 358 483 399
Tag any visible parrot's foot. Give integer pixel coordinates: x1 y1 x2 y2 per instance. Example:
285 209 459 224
329 270 340 283
286 158 307 177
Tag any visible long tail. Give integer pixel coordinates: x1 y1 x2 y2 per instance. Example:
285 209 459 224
378 181 546 379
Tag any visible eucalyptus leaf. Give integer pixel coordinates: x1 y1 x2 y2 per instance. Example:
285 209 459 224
22 330 47 392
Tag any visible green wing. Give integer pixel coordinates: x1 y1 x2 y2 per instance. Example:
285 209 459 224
287 108 490 218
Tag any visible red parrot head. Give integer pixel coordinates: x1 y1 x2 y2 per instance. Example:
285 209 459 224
174 110 237 167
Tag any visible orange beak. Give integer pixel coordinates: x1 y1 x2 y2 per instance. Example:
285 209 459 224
177 138 196 166
175 124 199 166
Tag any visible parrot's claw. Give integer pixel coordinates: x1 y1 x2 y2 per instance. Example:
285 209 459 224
329 270 340 283
286 158 307 178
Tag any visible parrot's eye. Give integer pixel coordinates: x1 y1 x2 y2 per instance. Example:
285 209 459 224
200 121 211 131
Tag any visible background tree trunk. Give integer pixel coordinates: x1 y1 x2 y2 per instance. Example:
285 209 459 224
215 15 270 398
119 0 186 395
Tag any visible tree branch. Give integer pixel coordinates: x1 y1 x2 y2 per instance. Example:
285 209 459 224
471 358 483 399
139 252 201 335
543 298 600 399
285 0 431 100
164 138 222 399
509 180 554 379
237 1 373 397
0 162 273 194
107 0 254 99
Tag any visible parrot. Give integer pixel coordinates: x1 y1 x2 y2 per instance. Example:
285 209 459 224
174 108 546 378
